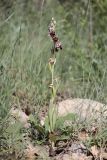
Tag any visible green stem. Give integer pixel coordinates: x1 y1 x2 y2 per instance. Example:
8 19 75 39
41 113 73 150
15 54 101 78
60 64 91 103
51 68 54 103
51 65 54 86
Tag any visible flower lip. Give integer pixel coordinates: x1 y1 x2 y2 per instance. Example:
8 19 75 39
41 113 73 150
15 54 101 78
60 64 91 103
48 58 56 65
48 18 62 52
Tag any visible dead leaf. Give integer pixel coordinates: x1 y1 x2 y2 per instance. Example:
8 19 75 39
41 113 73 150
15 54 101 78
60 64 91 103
25 143 38 160
91 145 99 157
78 130 89 142
101 152 107 159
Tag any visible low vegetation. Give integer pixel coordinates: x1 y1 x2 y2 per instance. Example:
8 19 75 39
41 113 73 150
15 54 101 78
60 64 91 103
0 0 107 159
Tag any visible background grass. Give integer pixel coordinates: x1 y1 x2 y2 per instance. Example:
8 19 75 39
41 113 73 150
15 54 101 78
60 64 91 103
0 1 107 159
0 0 107 120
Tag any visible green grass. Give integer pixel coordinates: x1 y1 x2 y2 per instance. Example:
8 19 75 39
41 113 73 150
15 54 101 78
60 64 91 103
0 0 107 119
0 1 107 159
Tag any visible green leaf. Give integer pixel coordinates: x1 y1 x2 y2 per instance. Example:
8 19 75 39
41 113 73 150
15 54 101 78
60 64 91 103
29 114 36 123
56 117 65 129
49 133 57 143
44 116 50 132
48 104 55 132
52 105 58 132
35 125 45 135
56 135 70 141
29 114 38 125
56 113 77 129
63 113 77 121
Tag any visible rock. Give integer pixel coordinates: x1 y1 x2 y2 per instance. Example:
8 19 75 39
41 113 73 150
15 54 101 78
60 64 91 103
58 98 107 121
39 98 107 126
9 107 30 128
25 142 49 160
55 141 93 160
55 153 72 160
61 154 71 160
68 142 87 154
55 153 92 160
71 153 92 160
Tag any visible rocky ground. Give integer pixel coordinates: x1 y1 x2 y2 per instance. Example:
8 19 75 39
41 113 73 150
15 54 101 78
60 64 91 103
1 98 107 160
